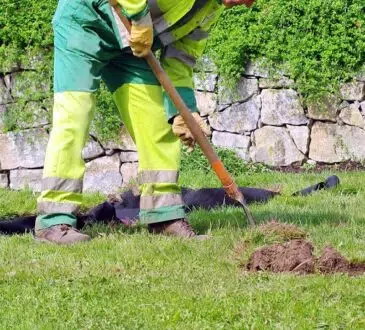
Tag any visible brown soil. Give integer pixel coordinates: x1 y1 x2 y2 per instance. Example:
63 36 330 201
247 240 315 274
246 239 365 276
318 246 365 275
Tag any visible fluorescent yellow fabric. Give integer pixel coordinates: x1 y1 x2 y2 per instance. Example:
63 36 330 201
36 92 96 229
116 0 147 17
159 2 224 120
161 8 222 88
36 0 229 228
114 84 181 170
113 83 185 223
43 92 95 179
162 58 193 88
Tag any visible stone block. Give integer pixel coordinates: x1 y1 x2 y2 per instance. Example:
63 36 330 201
14 101 50 129
0 78 12 105
82 138 104 160
120 152 139 162
83 154 122 194
121 162 138 186
9 169 43 192
259 77 294 89
339 103 365 129
101 126 137 151
250 126 304 166
287 125 309 154
0 104 6 132
212 131 250 161
361 101 365 113
0 128 49 170
0 173 8 188
195 55 217 72
193 73 217 92
218 77 259 104
356 67 365 82
20 53 46 71
209 96 261 132
195 91 217 116
307 95 340 122
244 61 269 78
309 122 365 163
261 89 308 126
340 81 365 101
10 71 50 101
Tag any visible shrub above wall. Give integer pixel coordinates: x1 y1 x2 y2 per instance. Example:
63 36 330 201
208 0 365 100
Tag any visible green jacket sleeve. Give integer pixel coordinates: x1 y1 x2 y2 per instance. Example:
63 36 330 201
160 4 224 122
160 28 210 122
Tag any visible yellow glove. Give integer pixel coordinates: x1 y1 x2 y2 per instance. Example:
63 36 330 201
172 113 211 152
129 13 153 57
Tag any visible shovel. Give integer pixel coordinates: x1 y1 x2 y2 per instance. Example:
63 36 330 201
110 3 256 226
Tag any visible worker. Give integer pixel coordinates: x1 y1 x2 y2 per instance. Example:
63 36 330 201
35 0 256 244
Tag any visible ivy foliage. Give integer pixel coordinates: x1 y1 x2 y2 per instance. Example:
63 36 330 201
208 0 365 99
181 147 270 175
0 0 56 69
0 0 120 139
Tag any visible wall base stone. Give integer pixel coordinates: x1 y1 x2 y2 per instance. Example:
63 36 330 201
309 122 365 163
0 173 9 188
121 163 138 186
10 169 43 192
0 128 48 170
250 126 305 166
83 154 122 194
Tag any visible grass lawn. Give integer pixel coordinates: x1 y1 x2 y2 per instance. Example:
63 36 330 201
0 170 364 329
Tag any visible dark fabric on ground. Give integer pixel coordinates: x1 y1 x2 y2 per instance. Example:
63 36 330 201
292 175 340 196
0 176 340 235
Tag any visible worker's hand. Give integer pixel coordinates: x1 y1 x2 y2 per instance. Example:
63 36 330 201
129 13 153 57
172 113 211 152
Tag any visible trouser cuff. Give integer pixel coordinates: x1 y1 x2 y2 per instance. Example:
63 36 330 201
35 213 77 231
139 205 185 225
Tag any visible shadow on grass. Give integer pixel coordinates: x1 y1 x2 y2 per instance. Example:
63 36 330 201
188 205 357 234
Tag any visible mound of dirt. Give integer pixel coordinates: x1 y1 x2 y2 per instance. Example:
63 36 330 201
247 240 315 274
246 240 365 276
318 246 365 275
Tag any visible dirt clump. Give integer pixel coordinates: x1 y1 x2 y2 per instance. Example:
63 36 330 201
247 239 315 274
246 240 365 276
259 220 307 241
318 246 365 276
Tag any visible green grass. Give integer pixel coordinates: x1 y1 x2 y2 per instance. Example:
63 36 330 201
0 170 365 329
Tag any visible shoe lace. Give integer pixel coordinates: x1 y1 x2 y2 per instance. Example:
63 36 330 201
58 224 80 236
59 224 70 232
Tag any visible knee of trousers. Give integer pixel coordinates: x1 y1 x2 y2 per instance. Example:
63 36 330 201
43 92 96 179
113 83 181 171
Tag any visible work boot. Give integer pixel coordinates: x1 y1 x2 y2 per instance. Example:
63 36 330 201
148 219 209 239
35 224 91 245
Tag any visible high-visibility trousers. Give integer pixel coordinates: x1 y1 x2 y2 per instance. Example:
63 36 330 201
36 0 185 230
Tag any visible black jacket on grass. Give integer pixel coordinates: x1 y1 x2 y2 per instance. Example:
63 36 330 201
0 176 339 235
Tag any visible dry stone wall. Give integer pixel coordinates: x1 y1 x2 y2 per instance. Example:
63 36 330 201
1 58 365 193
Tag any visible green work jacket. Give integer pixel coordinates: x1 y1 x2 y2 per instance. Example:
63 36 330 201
118 0 224 120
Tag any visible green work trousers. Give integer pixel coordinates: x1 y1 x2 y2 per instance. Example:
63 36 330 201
36 0 185 230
